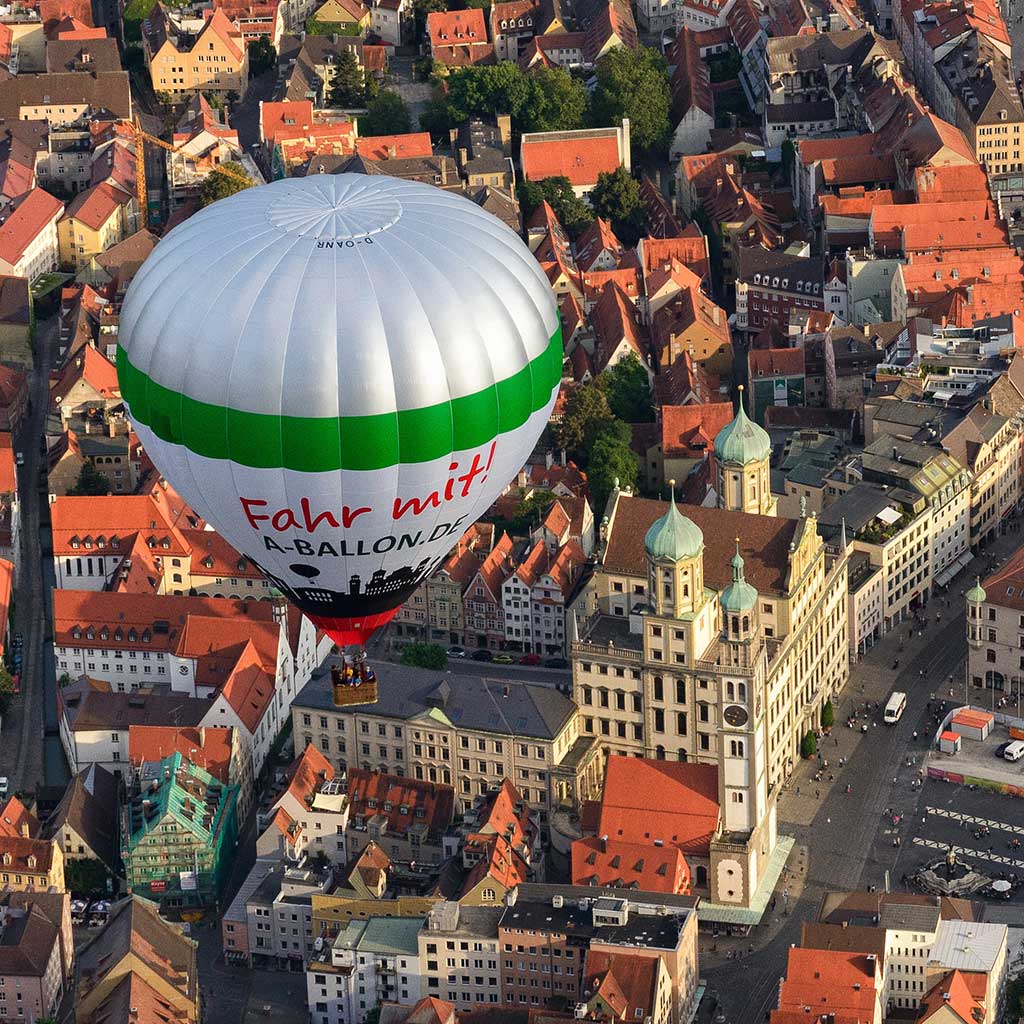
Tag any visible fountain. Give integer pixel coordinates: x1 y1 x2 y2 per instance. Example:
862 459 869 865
913 846 997 897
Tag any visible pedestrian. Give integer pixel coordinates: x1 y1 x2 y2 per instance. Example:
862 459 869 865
816 789 821 798
893 776 898 784
796 787 800 795
834 736 839 746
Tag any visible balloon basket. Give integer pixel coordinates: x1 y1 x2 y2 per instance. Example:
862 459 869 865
332 679 378 707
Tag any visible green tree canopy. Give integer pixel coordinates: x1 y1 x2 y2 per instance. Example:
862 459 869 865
401 642 449 669
69 460 110 496
820 700 835 730
247 36 276 77
412 0 446 44
589 166 646 247
421 61 586 139
517 176 593 239
588 45 672 157
801 731 818 758
65 858 110 898
556 382 614 465
586 428 639 517
0 664 13 716
360 90 413 136
328 49 367 107
198 161 253 208
602 352 653 423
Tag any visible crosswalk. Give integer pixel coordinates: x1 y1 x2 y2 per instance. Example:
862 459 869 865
924 806 1024 836
912 836 1024 869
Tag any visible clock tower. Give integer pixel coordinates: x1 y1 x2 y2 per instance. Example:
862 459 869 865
717 540 770 837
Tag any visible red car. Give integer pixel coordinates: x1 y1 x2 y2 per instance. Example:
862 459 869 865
10 674 19 694
519 653 541 666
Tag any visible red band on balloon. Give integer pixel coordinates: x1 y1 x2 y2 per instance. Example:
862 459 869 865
307 607 400 647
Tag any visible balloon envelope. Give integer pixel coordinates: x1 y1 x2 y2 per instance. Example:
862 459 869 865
117 175 561 645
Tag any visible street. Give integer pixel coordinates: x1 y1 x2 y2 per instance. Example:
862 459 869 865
703 525 1024 1024
0 314 58 796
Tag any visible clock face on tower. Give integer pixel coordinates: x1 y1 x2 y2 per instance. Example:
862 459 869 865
724 704 748 728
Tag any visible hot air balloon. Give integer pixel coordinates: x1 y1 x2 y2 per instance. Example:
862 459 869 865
116 175 561 679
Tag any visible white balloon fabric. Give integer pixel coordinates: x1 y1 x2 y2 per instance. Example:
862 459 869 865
117 174 561 644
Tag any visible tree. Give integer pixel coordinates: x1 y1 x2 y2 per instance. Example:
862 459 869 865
422 62 586 140
328 50 366 108
360 90 413 136
586 429 638 517
401 642 449 669
64 858 109 898
517 176 593 239
247 36 276 77
588 46 672 157
69 460 110 496
801 730 817 759
556 382 613 464
589 166 646 247
602 352 653 423
820 700 835 731
412 0 446 45
198 161 253 208
0 665 13 716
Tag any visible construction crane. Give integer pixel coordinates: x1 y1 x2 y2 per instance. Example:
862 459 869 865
122 116 255 229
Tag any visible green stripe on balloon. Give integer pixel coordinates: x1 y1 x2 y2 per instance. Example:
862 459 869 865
116 327 563 472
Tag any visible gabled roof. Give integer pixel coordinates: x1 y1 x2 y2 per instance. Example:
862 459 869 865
281 742 335 806
591 282 647 371
348 768 454 837
596 755 719 856
0 836 57 875
660 402 734 459
63 181 131 231
572 835 689 893
918 970 988 1024
0 796 39 840
50 344 120 405
45 763 119 868
668 26 713 121
128 725 235 784
76 895 198 1008
574 217 621 272
428 8 494 65
0 188 63 267
356 133 433 160
582 0 637 63
585 950 659 1021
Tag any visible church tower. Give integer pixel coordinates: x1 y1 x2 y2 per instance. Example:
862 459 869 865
714 386 777 516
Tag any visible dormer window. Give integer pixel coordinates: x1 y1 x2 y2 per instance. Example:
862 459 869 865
114 628 123 641
86 628 95 640
142 630 151 643
71 539 80 549
384 801 393 811
368 799 377 809
72 628 82 639
128 629 137 642
99 628 109 641
161 538 170 549
26 855 35 869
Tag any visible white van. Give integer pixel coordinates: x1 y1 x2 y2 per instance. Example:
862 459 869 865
884 692 907 724
1003 740 1024 763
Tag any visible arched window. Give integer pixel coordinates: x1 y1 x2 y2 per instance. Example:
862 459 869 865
726 681 734 699
742 616 749 632
737 682 747 701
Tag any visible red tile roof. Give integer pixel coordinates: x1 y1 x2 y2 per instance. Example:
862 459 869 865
660 402 733 459
260 100 315 143
63 181 131 232
749 347 805 377
460 833 528 896
574 218 621 272
50 494 190 556
347 768 455 837
0 796 39 839
0 188 63 267
39 0 94 36
918 969 987 1024
572 836 689 893
219 644 275 732
128 725 234 783
913 163 990 204
582 0 637 63
428 9 494 65
520 132 623 187
591 282 647 372
0 836 57 875
474 531 515 599
282 742 335 804
355 132 433 160
50 344 120 405
596 755 719 856
52 16 107 37
641 232 710 284
0 446 14 495
773 949 878 1022
584 951 659 1022
668 26 713 122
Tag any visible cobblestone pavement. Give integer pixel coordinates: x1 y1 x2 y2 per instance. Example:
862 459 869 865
702 522 1024 1024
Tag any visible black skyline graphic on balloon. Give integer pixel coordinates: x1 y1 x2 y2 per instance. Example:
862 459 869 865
252 555 445 616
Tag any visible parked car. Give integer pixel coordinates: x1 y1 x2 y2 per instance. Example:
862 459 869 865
471 649 493 662
493 653 515 664
519 653 541 665
14 452 23 467
10 675 18 694
0 778 7 797
544 657 569 669
996 741 1013 759
446 646 467 658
